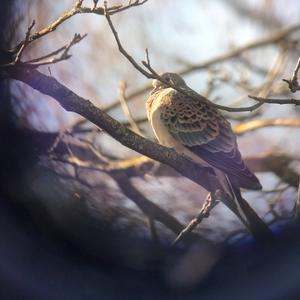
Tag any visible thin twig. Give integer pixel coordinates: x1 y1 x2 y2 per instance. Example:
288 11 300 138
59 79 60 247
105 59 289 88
283 56 300 92
113 173 207 243
10 1 147 54
14 20 35 63
118 81 143 135
25 45 68 64
22 33 87 67
248 95 300 106
103 1 152 78
172 193 219 246
101 23 300 112
104 4 277 114
24 33 87 65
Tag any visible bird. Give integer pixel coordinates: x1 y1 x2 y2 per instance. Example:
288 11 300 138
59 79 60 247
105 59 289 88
146 72 271 240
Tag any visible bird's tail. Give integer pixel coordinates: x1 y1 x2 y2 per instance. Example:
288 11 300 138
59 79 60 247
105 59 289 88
224 176 272 241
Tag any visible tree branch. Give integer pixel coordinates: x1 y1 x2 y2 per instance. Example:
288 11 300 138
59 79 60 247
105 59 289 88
3 66 274 240
233 118 300 134
112 172 207 244
172 194 219 246
2 66 217 192
10 1 148 55
21 33 87 67
14 20 35 63
248 95 300 106
283 56 300 92
101 23 300 112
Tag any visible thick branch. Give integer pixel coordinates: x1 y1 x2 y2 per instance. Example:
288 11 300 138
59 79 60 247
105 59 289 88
2 66 274 240
2 66 218 193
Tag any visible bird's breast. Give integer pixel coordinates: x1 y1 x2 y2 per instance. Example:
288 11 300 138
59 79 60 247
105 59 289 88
149 88 179 148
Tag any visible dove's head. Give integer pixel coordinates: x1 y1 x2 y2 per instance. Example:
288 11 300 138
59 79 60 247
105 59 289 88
152 73 186 93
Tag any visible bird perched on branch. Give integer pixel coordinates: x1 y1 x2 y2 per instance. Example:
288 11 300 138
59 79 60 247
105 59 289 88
146 72 271 240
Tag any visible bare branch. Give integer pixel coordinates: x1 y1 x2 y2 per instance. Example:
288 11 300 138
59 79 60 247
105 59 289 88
213 101 264 112
103 1 153 79
283 56 300 92
104 5 279 114
14 20 35 63
4 66 272 240
22 33 87 67
10 0 148 54
101 23 300 112
3 66 216 191
172 194 219 246
113 173 207 243
248 95 300 106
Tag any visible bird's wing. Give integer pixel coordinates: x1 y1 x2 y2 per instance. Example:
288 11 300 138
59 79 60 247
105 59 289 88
160 90 261 190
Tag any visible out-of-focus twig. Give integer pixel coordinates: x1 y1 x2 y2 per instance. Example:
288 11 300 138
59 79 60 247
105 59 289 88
233 118 300 134
225 0 284 29
221 48 287 113
246 153 299 188
118 81 143 135
112 173 207 244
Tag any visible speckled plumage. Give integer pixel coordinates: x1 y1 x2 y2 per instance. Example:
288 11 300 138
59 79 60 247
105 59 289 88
146 73 261 190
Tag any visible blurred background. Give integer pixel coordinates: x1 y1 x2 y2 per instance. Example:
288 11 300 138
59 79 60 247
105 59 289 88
1 0 300 299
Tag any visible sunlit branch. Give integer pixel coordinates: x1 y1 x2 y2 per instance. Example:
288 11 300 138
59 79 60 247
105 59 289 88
10 0 148 54
233 118 300 134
